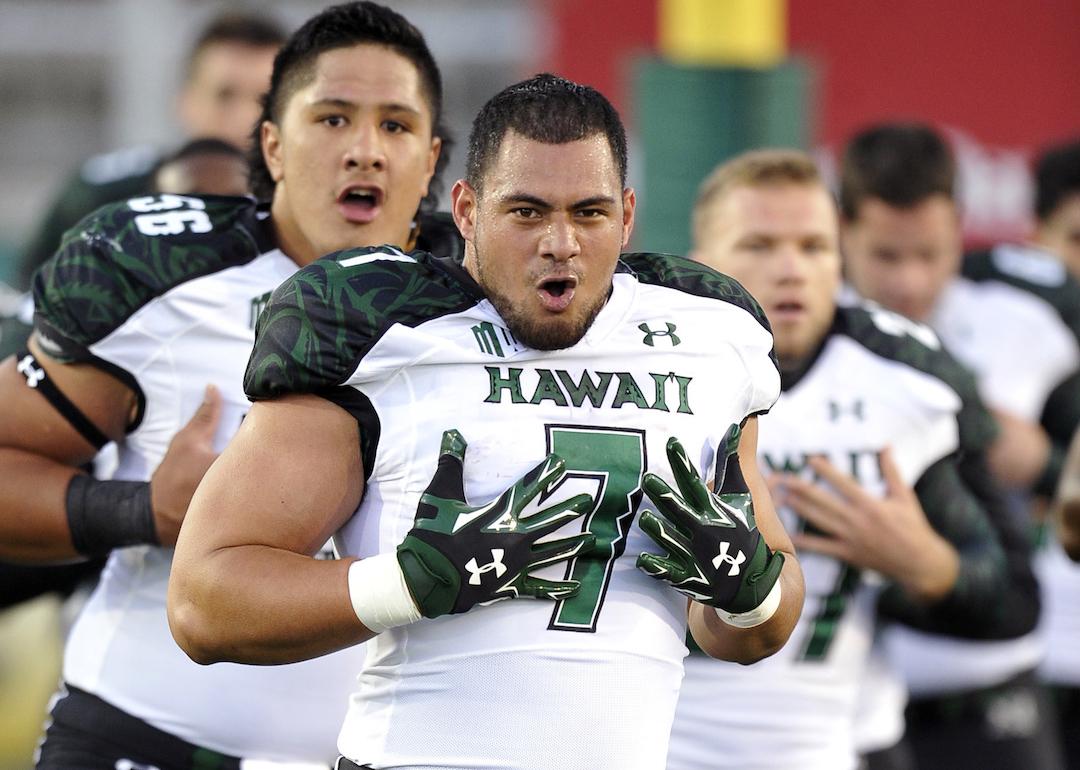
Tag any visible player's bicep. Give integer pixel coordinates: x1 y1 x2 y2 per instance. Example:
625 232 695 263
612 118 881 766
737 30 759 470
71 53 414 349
183 394 364 559
0 338 134 464
737 417 794 554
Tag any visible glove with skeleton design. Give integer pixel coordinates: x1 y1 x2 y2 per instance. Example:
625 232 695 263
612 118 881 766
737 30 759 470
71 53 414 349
397 429 596 619
636 425 784 616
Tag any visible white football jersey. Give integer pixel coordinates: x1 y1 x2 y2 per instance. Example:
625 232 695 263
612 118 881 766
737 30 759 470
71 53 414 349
32 195 366 763
884 244 1080 694
245 249 781 770
668 304 995 770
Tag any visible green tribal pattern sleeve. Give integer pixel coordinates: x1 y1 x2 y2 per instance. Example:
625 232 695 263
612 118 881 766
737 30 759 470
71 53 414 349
32 195 262 361
245 248 478 400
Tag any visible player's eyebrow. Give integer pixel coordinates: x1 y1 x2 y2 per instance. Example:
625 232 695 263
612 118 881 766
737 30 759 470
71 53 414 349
499 194 618 211
307 98 423 118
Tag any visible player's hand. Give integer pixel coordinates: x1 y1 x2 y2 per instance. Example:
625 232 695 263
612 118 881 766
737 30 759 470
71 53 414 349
150 385 222 545
397 429 596 619
637 426 784 615
772 448 957 600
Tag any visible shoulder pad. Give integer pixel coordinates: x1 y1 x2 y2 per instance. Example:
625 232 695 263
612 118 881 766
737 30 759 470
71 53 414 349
964 246 1080 341
836 304 997 452
619 252 772 333
245 247 479 400
33 195 265 353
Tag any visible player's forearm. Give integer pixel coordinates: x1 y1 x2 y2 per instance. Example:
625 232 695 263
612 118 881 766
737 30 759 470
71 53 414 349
892 529 960 602
0 447 82 561
688 551 803 664
986 412 1051 489
168 545 371 665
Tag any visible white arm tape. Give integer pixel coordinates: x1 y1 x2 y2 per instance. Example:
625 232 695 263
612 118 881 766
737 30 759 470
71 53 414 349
347 553 422 634
714 580 782 629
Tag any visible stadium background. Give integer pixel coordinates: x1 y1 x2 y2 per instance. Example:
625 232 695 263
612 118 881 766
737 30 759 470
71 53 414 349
0 0 1077 765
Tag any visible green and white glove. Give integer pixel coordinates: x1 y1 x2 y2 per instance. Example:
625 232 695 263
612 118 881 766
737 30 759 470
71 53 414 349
636 425 784 625
349 429 596 632
397 428 596 618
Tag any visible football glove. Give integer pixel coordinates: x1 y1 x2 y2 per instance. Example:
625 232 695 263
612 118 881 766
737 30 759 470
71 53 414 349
636 425 784 615
397 429 596 619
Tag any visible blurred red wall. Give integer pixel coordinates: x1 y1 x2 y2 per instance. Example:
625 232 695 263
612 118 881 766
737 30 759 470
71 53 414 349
543 0 1080 243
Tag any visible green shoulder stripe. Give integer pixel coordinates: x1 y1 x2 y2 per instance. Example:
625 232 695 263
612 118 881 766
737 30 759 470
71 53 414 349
245 248 479 400
32 195 265 358
619 252 772 333
835 305 998 453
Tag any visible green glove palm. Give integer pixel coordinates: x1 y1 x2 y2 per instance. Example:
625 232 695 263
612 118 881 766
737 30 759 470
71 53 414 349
636 425 784 614
398 429 596 618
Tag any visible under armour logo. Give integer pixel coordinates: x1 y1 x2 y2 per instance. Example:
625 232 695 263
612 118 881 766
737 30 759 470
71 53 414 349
639 322 681 347
17 354 44 388
465 548 507 585
828 399 865 422
711 541 745 576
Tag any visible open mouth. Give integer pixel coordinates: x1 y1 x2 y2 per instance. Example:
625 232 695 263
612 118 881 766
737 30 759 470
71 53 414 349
337 185 383 223
772 301 806 319
537 276 578 312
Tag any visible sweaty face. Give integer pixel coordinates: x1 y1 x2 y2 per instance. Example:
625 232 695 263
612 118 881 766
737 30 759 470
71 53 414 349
453 131 634 350
694 183 840 368
263 44 441 267
841 195 962 322
1036 193 1080 280
178 42 278 150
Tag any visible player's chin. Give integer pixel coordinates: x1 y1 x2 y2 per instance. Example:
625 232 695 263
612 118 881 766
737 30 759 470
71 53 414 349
514 313 589 351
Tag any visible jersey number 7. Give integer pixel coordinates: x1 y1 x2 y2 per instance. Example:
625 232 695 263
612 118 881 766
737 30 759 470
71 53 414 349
544 425 646 633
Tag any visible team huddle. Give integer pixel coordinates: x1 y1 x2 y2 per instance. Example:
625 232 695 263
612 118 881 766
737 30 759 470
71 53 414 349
2 2 1079 770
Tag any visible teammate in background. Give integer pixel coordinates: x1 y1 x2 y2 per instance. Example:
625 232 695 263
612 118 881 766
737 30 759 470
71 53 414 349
1058 429 1080 561
150 138 250 197
1034 139 1080 281
0 3 450 767
168 74 804 770
0 139 250 611
665 149 1030 770
841 123 1078 770
15 12 285 289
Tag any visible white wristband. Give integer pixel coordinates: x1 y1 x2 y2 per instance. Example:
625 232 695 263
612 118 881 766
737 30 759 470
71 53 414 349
714 580 782 629
347 553 422 634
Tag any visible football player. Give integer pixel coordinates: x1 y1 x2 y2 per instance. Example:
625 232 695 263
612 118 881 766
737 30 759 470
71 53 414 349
15 12 285 289
168 74 805 770
666 149 1030 770
841 123 1078 770
0 3 451 768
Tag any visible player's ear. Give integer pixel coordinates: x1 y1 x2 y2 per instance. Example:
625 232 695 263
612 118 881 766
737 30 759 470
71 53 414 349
420 135 442 199
451 180 478 242
621 187 636 248
261 121 284 184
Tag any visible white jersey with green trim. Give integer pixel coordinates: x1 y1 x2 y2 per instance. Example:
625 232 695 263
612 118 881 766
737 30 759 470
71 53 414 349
885 244 1079 694
667 305 969 770
248 250 780 770
31 195 365 764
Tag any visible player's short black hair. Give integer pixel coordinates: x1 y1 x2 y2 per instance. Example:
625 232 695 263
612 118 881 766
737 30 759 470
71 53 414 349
248 1 449 207
1035 139 1080 222
839 122 956 220
185 12 288 81
166 137 246 164
465 73 627 193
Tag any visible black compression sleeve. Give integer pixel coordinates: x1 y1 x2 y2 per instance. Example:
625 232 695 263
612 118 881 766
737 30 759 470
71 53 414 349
65 476 157 556
877 452 1038 640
